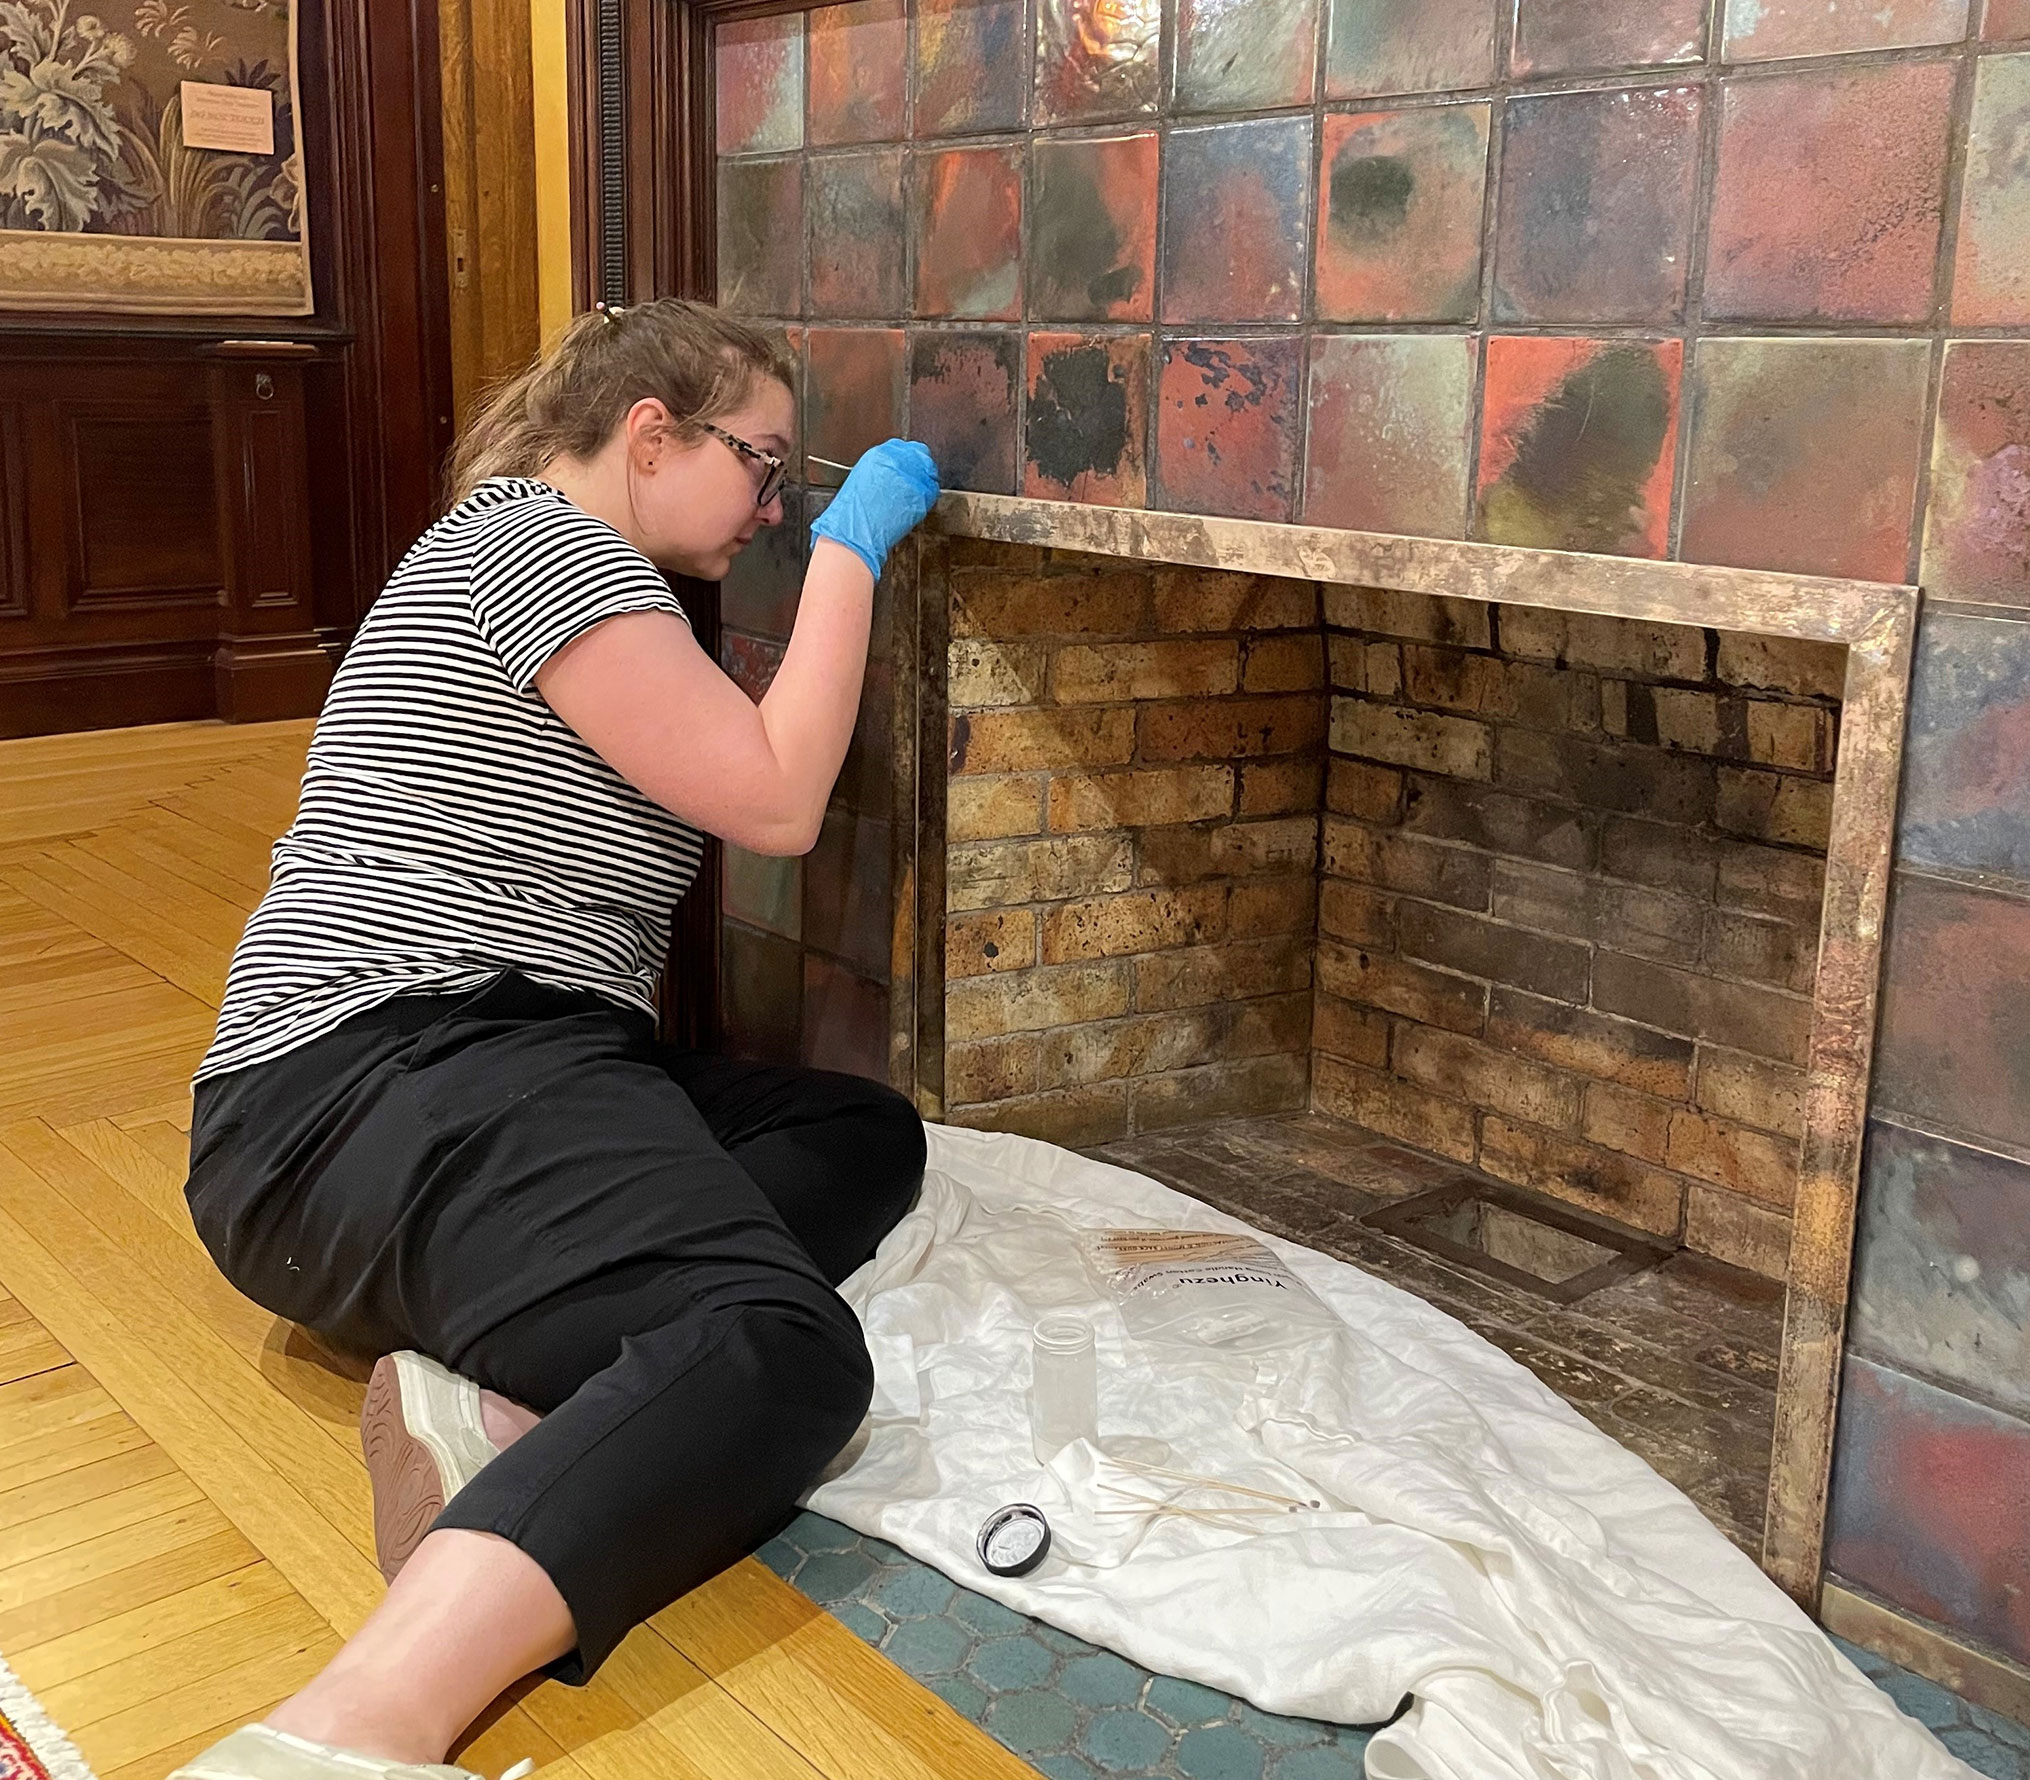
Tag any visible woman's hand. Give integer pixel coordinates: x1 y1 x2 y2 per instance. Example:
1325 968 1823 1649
808 440 941 580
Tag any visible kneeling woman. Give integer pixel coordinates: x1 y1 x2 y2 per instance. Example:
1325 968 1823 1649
175 301 939 1780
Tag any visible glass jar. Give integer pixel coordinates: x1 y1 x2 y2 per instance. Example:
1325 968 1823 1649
1030 1314 1098 1465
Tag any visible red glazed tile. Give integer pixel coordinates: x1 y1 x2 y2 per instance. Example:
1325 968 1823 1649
1031 131 1158 322
1036 0 1162 122
1160 117 1312 324
717 156 803 316
1510 0 1704 76
717 11 804 155
1922 342 2030 607
1475 337 1681 559
1023 331 1151 505
809 0 907 146
721 925 803 1064
805 327 906 466
1316 104 1488 323
1722 0 1967 60
915 145 1024 319
1681 337 1928 580
1986 0 2030 38
1303 334 1475 537
915 0 1026 136
1704 61 1954 325
722 632 785 701
1174 0 1319 113
807 150 906 318
1154 336 1304 521
803 954 891 1080
1325 0 1498 100
1952 53 2030 326
910 330 1020 494
1493 86 1701 324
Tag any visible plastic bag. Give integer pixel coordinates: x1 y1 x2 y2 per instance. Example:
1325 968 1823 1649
1080 1228 1340 1351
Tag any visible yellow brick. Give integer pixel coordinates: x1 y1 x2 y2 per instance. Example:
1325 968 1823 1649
1133 936 1311 1011
945 961 1133 1039
1311 993 1389 1067
1683 1186 1790 1279
947 835 1133 911
1039 886 1229 963
950 569 1152 638
1052 640 1239 703
1715 768 1833 850
1229 876 1317 937
1326 758 1403 822
945 908 1037 978
947 775 1046 842
1133 1054 1309 1130
1395 1026 1582 1130
1501 609 1704 680
1153 569 1316 632
1242 633 1325 693
1237 756 1323 817
1717 634 1845 700
1652 688 1723 754
1477 1116 1685 1237
1047 766 1234 833
1311 1055 1476 1162
1318 878 1390 945
1330 698 1492 778
1323 585 1490 647
1694 1047 1805 1139
948 639 1048 708
1037 1010 1223 1088
950 706 1136 775
946 1083 1131 1145
1139 695 1328 763
1227 990 1312 1056
1580 1080 1674 1164
947 1036 1041 1103
1746 702 1831 772
1665 1109 1800 1207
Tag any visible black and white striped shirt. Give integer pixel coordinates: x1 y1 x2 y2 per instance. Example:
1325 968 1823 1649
197 477 704 1082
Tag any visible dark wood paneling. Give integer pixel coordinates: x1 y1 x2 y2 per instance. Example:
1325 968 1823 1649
65 413 219 609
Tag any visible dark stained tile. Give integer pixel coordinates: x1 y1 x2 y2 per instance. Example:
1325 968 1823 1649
834 654 897 813
1851 1120 2030 1419
1303 333 1475 537
1160 117 1312 324
722 632 785 700
1173 0 1319 113
717 157 803 316
1704 62 1955 325
724 844 802 941
1826 1355 2030 1669
721 484 805 640
1509 0 1704 76
721 923 804 1064
1475 337 1681 559
805 327 906 466
1493 86 1701 325
717 11 804 155
914 145 1024 319
909 330 1020 494
1035 0 1161 123
1680 338 1928 580
914 0 1026 137
1315 104 1488 323
808 0 907 145
1721 0 1967 59
1324 0 1498 100
1875 872 2030 1152
806 150 906 317
1898 610 2030 881
804 954 892 1080
1030 131 1158 322
1154 336 1304 521
1952 53 2030 326
1023 330 1151 505
1986 0 2030 38
805 809 895 977
1921 341 2030 607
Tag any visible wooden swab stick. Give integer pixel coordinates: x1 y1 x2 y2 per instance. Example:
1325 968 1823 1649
1109 1456 1320 1510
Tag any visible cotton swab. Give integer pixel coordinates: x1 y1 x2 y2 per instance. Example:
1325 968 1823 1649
1108 1456 1322 1511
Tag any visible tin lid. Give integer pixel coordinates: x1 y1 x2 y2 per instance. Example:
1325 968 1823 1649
976 1502 1052 1578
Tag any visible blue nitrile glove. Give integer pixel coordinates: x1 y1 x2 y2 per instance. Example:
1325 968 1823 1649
809 439 940 580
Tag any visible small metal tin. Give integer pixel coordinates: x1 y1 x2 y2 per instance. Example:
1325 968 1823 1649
976 1503 1052 1578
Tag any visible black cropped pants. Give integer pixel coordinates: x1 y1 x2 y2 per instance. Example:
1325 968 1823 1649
185 971 925 1681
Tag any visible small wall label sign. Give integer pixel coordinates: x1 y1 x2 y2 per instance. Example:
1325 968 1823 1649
180 82 276 156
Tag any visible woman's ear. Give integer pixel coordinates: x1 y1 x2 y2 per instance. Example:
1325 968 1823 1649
624 397 675 469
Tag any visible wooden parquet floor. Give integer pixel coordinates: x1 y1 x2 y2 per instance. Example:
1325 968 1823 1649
0 719 1031 1780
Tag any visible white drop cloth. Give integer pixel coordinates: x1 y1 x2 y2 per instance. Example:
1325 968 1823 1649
807 1123 1974 1780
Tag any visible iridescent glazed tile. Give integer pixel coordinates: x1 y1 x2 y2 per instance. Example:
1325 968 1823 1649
914 145 1024 319
1922 342 2030 607
1475 338 1680 558
1986 0 2030 38
1952 53 2030 326
1704 62 1954 325
805 327 906 467
1509 0 1704 76
1154 336 1304 521
717 11 804 155
1023 331 1151 505
1897 610 2030 880
1722 0 1967 59
1303 334 1474 537
1493 86 1700 324
808 0 907 146
804 954 891 1080
805 810 895 977
1160 118 1312 324
722 484 805 640
1315 105 1488 323
1681 338 1928 580
1324 0 1498 100
910 330 1020 494
1031 132 1158 321
718 156 803 316
723 633 785 701
806 150 906 318
1826 1355 2030 1669
915 0 1026 137
724 844 802 941
1036 0 1162 123
1173 0 1319 114
721 924 803 1064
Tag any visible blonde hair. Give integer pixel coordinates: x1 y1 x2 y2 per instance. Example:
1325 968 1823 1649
445 298 794 504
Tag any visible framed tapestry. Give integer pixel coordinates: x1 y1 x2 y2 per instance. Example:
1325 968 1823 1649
0 0 310 314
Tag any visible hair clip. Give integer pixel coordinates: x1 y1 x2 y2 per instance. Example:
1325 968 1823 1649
594 300 626 327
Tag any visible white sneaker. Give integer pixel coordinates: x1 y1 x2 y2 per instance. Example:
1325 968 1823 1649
169 1723 531 1780
359 1351 499 1583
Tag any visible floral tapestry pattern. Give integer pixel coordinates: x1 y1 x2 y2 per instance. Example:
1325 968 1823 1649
0 0 309 313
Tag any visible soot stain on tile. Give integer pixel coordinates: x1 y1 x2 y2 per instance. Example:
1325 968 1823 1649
1332 152 1416 244
1029 342 1131 486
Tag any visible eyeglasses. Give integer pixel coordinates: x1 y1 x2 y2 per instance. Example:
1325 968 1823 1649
700 422 787 510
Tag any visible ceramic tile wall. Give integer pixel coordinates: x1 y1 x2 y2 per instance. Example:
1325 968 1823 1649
712 0 2030 1669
